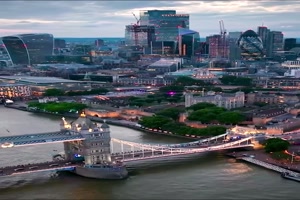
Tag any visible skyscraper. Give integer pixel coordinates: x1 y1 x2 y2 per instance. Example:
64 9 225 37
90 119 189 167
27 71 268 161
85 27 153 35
2 33 54 65
237 30 264 60
257 26 270 50
139 10 190 42
266 31 284 57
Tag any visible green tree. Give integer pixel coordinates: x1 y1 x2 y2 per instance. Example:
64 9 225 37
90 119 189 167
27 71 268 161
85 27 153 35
139 116 173 129
174 76 207 86
217 112 245 124
159 85 184 94
253 102 268 107
220 76 252 86
264 138 290 153
156 107 184 121
187 102 217 111
44 88 65 96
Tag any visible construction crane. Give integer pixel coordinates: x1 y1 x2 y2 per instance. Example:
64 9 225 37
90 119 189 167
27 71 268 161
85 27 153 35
219 20 227 58
132 12 140 46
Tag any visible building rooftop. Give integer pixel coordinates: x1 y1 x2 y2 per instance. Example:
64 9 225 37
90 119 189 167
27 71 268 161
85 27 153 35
0 83 27 87
0 76 82 84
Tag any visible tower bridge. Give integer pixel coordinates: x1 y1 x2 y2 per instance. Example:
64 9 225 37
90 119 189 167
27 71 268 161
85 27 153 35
0 113 254 180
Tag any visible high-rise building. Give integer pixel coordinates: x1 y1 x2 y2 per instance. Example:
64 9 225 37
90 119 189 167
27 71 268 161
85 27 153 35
237 30 264 60
95 39 104 47
139 10 189 42
178 28 200 57
139 10 198 56
257 26 270 49
125 25 155 46
54 38 66 49
228 32 242 62
284 38 298 51
1 33 54 65
266 31 284 57
206 34 229 58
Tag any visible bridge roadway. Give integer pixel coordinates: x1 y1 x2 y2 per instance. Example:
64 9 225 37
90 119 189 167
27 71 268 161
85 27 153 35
0 137 253 177
112 138 253 162
0 131 85 148
0 160 83 177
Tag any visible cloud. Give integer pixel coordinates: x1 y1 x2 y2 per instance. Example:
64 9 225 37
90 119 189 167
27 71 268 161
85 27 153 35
0 1 299 37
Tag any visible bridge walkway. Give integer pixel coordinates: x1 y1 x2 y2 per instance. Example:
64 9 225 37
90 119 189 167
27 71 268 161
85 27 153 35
0 131 85 148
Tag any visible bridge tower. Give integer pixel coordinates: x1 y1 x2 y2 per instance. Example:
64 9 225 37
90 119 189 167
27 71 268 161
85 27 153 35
61 113 112 165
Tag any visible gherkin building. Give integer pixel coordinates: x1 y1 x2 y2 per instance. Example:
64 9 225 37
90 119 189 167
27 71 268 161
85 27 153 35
237 30 264 60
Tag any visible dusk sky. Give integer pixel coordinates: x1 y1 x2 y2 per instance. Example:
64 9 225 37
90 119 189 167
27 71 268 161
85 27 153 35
0 1 299 38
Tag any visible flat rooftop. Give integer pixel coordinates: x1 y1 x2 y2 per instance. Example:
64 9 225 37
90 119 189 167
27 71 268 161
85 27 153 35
0 76 82 84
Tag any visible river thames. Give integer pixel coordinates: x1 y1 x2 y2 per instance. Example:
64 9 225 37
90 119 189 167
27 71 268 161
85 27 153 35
0 106 298 199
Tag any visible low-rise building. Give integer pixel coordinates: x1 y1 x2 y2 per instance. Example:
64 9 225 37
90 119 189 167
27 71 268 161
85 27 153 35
0 83 31 98
185 92 245 109
246 92 279 104
0 76 91 96
266 118 300 134
117 77 175 86
252 108 286 126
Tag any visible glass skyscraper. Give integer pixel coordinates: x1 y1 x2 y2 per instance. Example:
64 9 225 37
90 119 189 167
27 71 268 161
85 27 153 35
1 33 54 65
140 10 189 42
137 10 199 57
237 30 264 60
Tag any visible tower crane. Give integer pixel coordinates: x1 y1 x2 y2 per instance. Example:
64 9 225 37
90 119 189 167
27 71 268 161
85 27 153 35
219 20 227 58
132 12 140 46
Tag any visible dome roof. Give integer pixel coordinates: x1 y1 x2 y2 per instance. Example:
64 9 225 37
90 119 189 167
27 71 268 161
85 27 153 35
241 30 258 37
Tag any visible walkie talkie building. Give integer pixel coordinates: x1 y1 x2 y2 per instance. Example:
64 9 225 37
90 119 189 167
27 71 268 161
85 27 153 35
1 33 54 65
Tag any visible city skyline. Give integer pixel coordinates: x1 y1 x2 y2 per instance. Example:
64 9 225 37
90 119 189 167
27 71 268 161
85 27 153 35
0 1 299 38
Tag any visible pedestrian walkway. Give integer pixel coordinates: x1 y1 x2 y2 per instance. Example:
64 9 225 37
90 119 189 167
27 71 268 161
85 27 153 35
241 157 300 177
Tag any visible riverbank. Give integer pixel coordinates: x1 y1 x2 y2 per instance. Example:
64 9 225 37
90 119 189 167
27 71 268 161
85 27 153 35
4 104 197 141
227 149 300 174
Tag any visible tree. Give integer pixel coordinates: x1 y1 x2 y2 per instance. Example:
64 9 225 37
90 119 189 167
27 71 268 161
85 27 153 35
44 88 65 97
264 138 290 153
174 76 207 86
217 112 245 124
156 107 184 121
219 75 252 86
253 102 268 107
187 102 217 111
139 116 173 129
159 85 184 94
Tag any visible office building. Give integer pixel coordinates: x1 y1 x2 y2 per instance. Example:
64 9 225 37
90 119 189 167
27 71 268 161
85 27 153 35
237 30 264 60
125 25 155 47
54 39 66 49
95 39 104 47
266 31 284 57
140 10 189 42
257 26 270 51
1 33 54 65
137 10 199 56
228 32 242 61
284 38 299 51
206 35 229 58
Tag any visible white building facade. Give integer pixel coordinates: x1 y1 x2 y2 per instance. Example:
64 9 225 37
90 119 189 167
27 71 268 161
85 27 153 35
185 91 245 110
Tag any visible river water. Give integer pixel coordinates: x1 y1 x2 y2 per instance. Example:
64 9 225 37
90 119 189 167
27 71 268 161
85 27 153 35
0 106 298 199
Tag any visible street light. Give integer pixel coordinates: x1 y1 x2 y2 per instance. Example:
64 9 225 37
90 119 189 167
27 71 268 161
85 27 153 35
291 152 295 164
